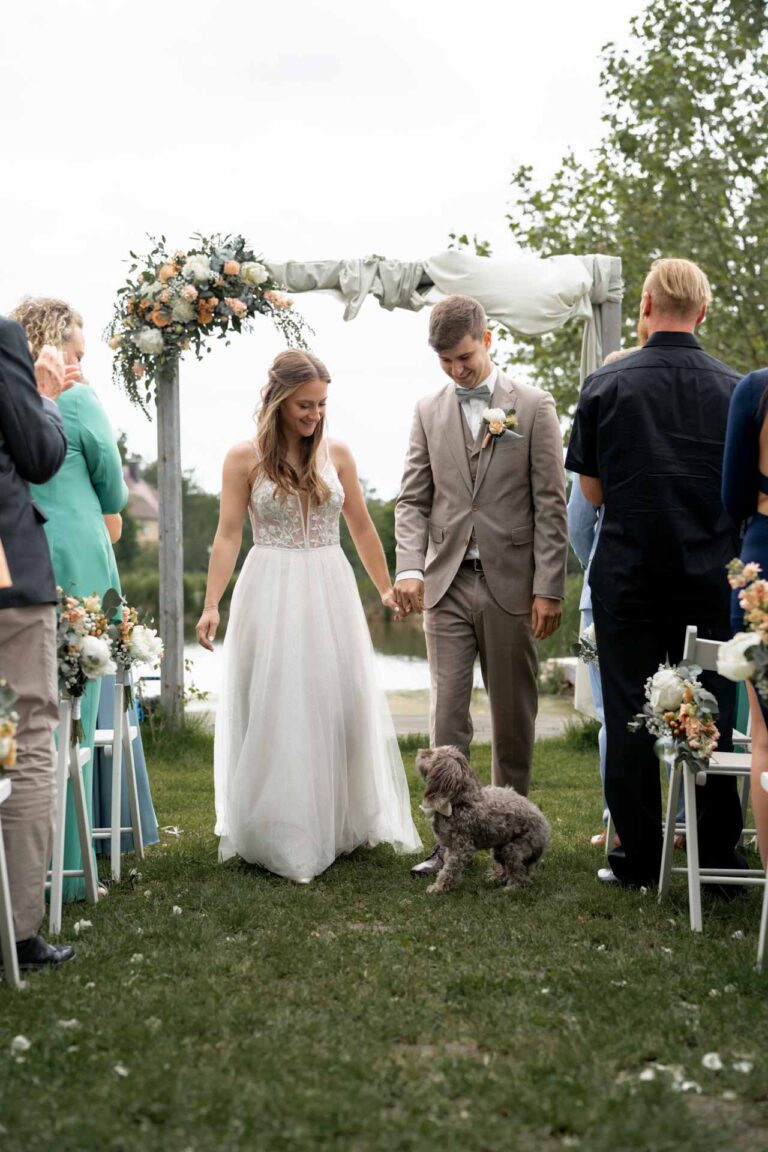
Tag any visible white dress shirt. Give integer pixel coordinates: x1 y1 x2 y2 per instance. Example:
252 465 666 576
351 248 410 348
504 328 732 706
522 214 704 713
397 367 497 582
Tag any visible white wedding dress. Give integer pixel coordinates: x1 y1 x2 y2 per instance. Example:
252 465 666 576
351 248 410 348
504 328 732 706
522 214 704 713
213 445 422 880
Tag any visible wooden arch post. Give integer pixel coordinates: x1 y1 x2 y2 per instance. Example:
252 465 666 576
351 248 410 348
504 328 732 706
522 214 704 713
156 356 184 729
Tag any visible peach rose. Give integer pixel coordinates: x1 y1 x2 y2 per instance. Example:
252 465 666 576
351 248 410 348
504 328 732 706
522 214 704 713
224 297 248 319
108 334 123 350
132 362 146 378
148 307 171 328
181 284 198 302
223 260 240 276
263 290 294 310
158 263 178 283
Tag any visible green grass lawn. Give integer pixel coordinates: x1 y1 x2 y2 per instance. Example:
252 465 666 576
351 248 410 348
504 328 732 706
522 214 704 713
2 727 767 1152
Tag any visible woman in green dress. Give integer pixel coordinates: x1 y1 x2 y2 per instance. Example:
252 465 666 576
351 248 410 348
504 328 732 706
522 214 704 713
12 297 137 899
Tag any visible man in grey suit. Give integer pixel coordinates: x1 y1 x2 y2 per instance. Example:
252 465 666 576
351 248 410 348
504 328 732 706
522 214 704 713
0 317 76 969
395 296 568 874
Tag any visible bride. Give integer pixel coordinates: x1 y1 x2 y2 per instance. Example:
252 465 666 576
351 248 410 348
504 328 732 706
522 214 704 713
196 349 422 881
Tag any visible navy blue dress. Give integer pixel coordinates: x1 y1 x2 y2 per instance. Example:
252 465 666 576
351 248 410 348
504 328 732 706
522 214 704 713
722 369 768 635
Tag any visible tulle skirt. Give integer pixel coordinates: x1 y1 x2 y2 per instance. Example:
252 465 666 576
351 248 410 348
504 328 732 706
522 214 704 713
213 544 422 880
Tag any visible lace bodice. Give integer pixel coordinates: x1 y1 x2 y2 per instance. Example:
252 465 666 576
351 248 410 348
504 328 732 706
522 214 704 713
248 451 344 550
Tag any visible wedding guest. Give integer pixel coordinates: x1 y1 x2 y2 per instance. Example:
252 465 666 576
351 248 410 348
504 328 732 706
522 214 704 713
566 259 744 889
11 297 158 898
395 295 568 876
722 367 768 867
196 350 420 881
0 315 76 968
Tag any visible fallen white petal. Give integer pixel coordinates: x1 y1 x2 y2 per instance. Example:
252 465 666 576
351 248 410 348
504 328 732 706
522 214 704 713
731 930 745 940
680 1080 702 1094
130 953 144 964
733 1061 753 1074
56 1019 80 1031
722 1090 738 1101
639 1069 656 1081
702 1053 723 1072
10 1036 31 1054
661 947 673 955
724 984 737 994
172 906 182 916
113 1063 129 1078
708 989 721 998
73 919 92 935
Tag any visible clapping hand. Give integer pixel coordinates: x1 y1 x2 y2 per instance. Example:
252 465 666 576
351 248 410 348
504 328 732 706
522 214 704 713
33 344 71 400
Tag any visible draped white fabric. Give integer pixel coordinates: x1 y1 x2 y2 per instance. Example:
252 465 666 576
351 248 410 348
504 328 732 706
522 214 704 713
265 249 623 380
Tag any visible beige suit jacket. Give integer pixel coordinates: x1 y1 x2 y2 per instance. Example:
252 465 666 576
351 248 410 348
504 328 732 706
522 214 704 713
395 371 568 614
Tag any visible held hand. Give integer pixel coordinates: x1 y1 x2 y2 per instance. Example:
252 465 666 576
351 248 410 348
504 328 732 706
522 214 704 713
394 578 424 616
34 344 66 400
195 606 220 651
531 596 562 641
381 588 404 621
63 364 81 392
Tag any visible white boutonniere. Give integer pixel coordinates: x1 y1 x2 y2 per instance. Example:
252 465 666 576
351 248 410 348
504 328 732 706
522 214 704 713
482 407 521 449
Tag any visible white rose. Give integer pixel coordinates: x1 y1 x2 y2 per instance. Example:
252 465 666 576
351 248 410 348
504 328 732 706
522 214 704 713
80 635 116 679
716 632 758 682
649 667 685 712
483 407 506 424
129 625 164 665
182 255 212 283
240 261 269 287
171 298 196 324
137 280 162 300
134 327 165 356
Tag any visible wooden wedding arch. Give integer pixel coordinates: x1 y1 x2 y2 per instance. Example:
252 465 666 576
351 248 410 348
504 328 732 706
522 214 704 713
143 249 622 728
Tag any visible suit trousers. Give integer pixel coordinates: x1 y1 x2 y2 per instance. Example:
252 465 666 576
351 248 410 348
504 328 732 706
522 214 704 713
592 598 743 886
424 565 537 795
0 604 58 941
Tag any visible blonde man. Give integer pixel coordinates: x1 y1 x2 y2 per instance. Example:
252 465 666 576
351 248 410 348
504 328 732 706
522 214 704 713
566 258 745 890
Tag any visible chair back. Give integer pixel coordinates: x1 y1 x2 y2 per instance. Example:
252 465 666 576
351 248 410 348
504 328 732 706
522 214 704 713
682 625 721 672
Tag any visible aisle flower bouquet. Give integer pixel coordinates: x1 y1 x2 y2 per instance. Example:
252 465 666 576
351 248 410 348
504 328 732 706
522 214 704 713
106 234 311 410
717 560 768 704
56 589 117 742
0 678 19 776
628 663 719 780
108 597 164 709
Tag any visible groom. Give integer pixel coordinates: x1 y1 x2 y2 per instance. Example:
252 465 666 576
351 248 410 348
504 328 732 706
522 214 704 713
395 295 568 874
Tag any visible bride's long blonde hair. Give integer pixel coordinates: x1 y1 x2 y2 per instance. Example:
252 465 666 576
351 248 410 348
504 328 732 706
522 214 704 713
252 349 332 503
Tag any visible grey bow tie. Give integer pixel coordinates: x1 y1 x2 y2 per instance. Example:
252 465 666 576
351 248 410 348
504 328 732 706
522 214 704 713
455 384 491 402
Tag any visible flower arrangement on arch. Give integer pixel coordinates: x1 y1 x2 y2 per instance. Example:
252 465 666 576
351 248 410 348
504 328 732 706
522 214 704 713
628 663 720 779
106 234 311 410
717 560 768 704
0 678 19 776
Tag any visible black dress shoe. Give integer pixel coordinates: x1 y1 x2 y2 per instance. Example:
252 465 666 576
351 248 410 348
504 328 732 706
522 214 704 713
410 845 445 877
16 935 75 970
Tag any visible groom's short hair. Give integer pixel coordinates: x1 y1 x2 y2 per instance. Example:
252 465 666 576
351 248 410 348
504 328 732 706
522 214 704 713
642 258 712 318
428 296 487 352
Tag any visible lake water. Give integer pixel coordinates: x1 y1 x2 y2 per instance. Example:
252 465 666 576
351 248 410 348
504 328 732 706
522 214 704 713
138 621 485 701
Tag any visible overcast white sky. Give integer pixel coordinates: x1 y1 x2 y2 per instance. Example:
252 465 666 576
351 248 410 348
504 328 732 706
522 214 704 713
1 0 643 498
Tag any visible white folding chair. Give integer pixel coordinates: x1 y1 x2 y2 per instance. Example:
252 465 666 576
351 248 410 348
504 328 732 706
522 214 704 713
658 626 765 934
91 669 143 883
0 777 23 989
47 697 99 937
758 773 768 970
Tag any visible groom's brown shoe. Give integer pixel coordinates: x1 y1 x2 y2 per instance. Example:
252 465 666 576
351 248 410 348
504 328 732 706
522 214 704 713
410 845 445 877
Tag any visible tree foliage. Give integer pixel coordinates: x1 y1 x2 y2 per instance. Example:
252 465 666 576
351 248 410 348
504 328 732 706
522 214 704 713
471 0 768 423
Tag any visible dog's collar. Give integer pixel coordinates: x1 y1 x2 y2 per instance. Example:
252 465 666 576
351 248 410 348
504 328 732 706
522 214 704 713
420 797 452 818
